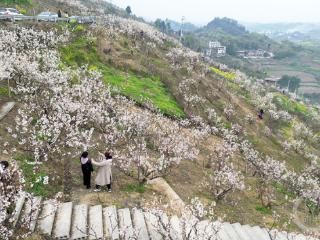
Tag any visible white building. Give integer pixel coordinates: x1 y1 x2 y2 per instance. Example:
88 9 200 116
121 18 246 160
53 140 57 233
206 41 226 58
216 46 226 57
209 41 221 49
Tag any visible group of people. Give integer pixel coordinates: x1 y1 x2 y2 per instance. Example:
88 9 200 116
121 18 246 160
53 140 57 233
80 151 113 192
57 9 69 18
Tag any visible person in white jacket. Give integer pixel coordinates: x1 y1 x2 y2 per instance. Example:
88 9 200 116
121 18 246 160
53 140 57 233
92 151 113 192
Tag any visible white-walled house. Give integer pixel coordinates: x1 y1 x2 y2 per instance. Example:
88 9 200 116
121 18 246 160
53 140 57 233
206 41 227 57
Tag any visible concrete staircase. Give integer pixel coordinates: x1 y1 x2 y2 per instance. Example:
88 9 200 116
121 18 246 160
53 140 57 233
11 193 318 240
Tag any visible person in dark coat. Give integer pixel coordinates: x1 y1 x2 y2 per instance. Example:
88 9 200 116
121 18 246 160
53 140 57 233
258 109 264 119
0 160 9 170
57 9 62 18
80 151 93 189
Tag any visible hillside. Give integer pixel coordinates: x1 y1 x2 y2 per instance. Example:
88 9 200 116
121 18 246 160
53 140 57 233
0 0 320 239
244 22 320 42
173 17 320 105
166 19 199 32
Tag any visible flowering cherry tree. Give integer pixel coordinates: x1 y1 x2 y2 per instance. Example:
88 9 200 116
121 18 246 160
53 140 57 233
0 162 24 240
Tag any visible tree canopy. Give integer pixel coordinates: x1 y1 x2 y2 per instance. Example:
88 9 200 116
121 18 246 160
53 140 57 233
125 6 132 15
278 75 301 93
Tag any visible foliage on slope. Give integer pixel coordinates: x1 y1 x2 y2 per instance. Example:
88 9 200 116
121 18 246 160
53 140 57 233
59 34 185 118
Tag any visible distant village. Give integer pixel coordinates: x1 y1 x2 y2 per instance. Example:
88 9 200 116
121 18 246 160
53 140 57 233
236 49 274 59
205 41 274 59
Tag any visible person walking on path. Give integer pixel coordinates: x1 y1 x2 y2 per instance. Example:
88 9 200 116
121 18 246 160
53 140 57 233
80 151 93 189
57 9 62 18
92 151 113 192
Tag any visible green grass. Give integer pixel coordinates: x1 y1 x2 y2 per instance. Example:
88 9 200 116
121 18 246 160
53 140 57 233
0 86 10 96
163 40 177 49
272 182 296 198
227 81 251 101
255 206 272 215
247 134 260 145
121 183 145 193
280 123 293 139
273 93 310 118
59 36 185 118
224 122 232 129
1 0 31 5
14 154 61 197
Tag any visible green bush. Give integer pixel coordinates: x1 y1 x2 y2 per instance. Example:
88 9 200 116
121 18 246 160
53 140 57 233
15 5 27 14
73 24 85 32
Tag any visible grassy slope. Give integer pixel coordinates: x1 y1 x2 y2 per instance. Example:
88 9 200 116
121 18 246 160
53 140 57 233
59 33 185 118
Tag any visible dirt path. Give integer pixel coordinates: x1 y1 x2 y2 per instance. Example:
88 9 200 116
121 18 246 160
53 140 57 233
147 177 185 214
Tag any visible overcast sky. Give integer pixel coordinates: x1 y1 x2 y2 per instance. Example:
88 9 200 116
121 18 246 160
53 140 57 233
110 0 320 25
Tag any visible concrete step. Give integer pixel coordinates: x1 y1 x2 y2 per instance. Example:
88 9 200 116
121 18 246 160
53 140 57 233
118 208 134 240
38 200 57 236
144 211 164 240
22 196 42 232
103 206 120 240
286 232 310 240
254 226 272 240
169 215 183 240
215 221 232 240
71 204 88 240
132 208 150 240
294 233 307 240
159 211 170 238
195 220 218 239
222 222 243 240
12 192 26 227
9 195 316 240
231 222 252 240
88 205 104 240
242 225 264 240
274 230 287 240
183 214 199 240
280 231 291 240
53 202 73 239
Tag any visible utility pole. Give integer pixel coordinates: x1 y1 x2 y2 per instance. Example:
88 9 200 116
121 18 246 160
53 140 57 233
287 78 291 92
180 16 185 42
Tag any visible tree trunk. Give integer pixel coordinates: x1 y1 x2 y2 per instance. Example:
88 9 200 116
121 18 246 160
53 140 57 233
63 158 72 201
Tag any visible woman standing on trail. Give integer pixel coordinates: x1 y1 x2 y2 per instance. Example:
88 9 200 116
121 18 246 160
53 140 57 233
80 151 93 189
92 151 113 192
